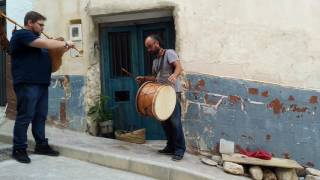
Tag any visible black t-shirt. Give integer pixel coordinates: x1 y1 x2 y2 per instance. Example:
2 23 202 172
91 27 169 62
9 29 51 85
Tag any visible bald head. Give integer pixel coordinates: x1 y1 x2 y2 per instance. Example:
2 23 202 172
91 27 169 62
145 36 156 46
145 35 162 55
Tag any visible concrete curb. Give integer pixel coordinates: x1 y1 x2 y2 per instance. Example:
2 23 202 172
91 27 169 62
0 133 211 180
0 120 248 180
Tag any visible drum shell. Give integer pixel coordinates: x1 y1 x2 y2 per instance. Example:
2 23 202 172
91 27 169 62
136 81 176 121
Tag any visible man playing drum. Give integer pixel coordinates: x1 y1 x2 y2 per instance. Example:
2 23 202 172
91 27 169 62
136 34 186 161
9 11 74 163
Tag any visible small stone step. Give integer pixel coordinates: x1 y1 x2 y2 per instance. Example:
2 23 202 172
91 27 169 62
306 168 320 177
305 175 320 180
223 162 245 175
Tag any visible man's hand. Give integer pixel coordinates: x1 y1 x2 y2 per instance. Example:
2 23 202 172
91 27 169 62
65 41 75 49
136 76 145 85
168 74 178 83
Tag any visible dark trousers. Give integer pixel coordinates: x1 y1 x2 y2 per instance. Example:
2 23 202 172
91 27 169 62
160 94 186 156
13 84 48 150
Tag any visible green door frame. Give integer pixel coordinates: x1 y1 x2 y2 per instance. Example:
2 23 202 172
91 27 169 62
99 20 175 139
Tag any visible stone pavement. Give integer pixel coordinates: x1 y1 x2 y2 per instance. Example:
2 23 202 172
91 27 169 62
0 142 12 162
0 153 156 180
0 119 249 180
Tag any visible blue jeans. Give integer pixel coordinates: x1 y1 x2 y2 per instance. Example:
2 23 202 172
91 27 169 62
160 94 186 156
13 84 48 150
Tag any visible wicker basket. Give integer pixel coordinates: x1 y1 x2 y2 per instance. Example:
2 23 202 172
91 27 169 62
115 128 146 144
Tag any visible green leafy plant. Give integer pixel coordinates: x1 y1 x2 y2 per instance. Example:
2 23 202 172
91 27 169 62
88 95 112 123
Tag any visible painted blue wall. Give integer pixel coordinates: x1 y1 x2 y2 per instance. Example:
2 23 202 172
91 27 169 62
184 73 320 168
48 75 86 131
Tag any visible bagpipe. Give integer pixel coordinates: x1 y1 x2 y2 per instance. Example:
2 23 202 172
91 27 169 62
0 11 80 72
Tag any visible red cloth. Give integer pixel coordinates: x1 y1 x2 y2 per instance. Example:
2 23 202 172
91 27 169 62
240 149 272 160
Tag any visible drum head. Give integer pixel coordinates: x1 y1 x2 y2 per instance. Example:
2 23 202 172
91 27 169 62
153 85 176 121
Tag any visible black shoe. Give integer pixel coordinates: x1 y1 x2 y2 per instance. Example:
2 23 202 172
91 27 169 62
34 144 59 156
172 155 183 161
12 149 31 163
158 147 174 155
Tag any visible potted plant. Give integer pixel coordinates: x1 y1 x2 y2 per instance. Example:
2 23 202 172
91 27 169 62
87 95 113 136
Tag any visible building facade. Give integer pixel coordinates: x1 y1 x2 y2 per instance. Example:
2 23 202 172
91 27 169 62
3 0 320 168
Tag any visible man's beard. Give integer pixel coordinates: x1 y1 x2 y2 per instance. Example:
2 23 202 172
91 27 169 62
32 27 41 36
150 48 160 55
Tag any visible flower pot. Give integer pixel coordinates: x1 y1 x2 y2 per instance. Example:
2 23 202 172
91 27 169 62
99 120 113 134
87 120 99 136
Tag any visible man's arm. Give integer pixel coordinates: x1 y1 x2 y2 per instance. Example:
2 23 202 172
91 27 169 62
29 38 74 50
136 76 155 86
168 60 182 83
144 76 156 82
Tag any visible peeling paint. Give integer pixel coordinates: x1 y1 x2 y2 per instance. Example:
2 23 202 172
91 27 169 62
202 106 217 115
290 104 308 113
185 74 320 168
310 96 318 104
48 76 86 131
204 94 221 106
241 134 254 141
229 95 241 105
261 91 269 97
213 143 220 153
266 134 272 141
248 88 259 95
206 92 228 99
195 79 205 91
186 144 201 155
199 137 210 151
282 152 291 159
267 99 283 114
188 99 223 110
235 144 243 152
60 101 67 128
248 99 264 105
183 80 193 90
288 95 295 101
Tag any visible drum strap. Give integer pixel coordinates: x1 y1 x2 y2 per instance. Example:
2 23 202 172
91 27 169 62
156 49 166 76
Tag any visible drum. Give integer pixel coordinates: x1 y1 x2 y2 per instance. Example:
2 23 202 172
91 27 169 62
136 81 176 121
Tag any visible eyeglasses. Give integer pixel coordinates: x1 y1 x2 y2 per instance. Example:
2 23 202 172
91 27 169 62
36 22 44 27
146 42 157 49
